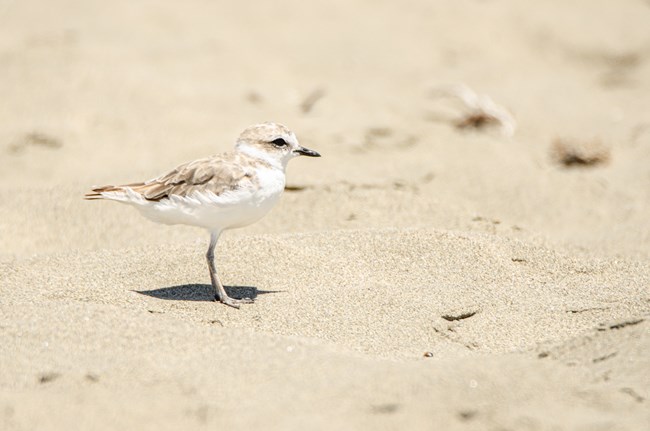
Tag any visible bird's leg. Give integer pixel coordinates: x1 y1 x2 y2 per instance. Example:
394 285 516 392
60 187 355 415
206 232 254 309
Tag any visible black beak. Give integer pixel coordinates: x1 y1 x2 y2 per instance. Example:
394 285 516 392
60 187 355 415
294 146 321 157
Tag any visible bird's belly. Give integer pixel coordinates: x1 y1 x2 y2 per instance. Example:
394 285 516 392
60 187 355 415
207 190 281 229
138 168 285 231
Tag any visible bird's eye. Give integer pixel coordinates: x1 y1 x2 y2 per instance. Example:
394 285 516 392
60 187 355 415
271 138 288 147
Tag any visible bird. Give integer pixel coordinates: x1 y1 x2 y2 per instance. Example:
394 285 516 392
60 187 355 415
85 122 320 308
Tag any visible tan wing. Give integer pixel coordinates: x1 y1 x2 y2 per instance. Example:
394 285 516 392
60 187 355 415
85 154 252 201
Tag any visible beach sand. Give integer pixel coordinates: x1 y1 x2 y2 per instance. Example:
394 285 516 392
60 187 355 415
1 1 649 429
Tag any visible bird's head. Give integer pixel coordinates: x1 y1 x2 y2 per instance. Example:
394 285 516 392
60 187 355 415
235 122 320 168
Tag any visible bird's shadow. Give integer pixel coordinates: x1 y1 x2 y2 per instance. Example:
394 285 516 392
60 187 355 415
135 284 284 302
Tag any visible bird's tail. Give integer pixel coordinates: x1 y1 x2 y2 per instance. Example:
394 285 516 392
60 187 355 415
84 186 112 200
84 183 145 201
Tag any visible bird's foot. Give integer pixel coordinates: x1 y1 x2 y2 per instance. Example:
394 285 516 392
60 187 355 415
215 295 254 309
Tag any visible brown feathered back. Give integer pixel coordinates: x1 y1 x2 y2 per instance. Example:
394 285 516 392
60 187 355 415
85 152 268 201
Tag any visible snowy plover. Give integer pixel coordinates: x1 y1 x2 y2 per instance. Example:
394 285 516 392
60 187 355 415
85 122 320 308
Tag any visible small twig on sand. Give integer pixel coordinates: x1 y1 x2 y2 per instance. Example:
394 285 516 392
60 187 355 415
431 84 516 137
551 138 610 167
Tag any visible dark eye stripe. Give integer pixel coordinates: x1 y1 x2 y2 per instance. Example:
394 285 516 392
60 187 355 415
271 138 288 147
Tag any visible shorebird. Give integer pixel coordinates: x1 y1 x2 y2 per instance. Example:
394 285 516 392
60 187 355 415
85 122 320 308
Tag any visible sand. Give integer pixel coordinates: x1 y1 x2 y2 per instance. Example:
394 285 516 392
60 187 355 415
1 0 649 429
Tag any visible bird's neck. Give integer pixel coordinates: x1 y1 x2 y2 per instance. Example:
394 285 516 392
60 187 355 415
236 144 287 170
